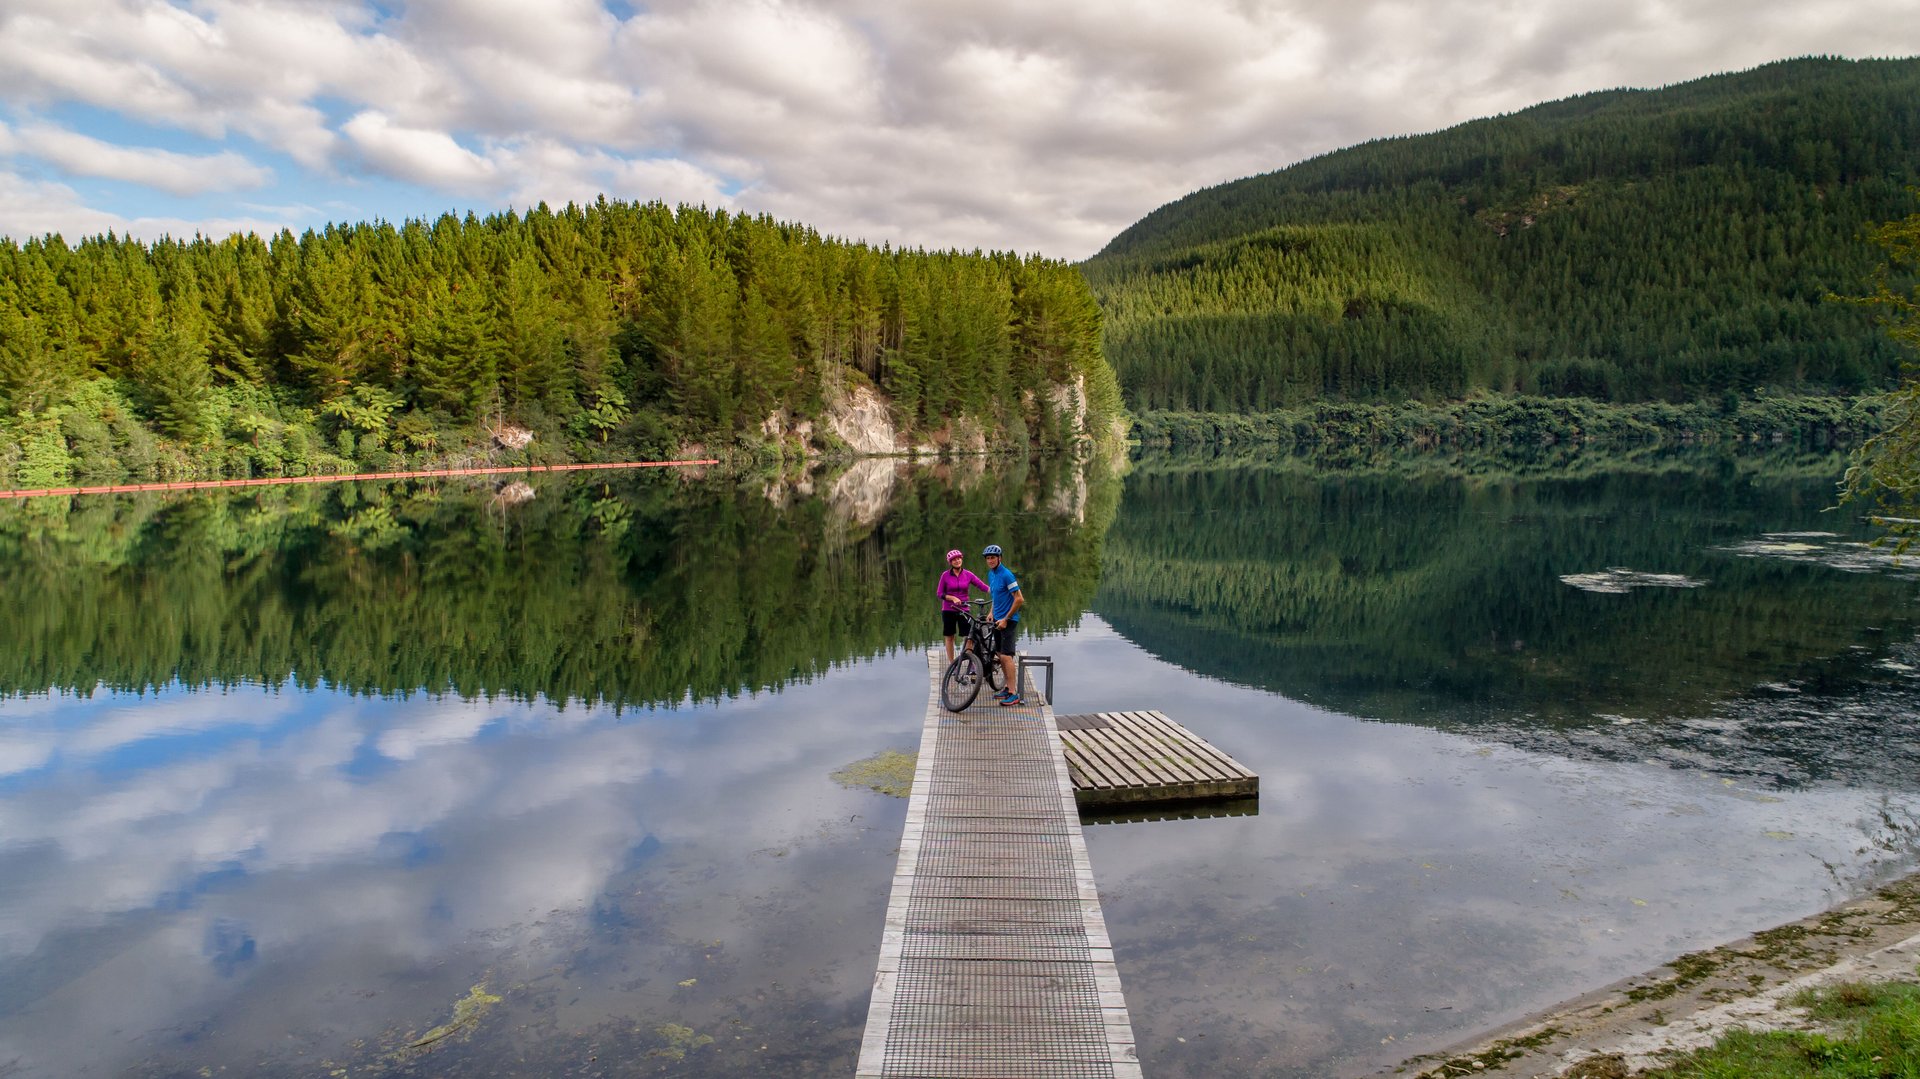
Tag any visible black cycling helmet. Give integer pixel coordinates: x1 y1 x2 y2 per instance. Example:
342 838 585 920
982 544 1003 557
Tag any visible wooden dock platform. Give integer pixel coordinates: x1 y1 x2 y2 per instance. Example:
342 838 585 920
856 654 1140 1079
1054 711 1258 808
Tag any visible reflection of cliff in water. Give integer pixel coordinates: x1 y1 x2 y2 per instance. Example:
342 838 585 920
1093 450 1920 789
0 455 1118 706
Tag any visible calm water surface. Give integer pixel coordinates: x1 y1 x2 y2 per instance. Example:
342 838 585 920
1 449 1916 1078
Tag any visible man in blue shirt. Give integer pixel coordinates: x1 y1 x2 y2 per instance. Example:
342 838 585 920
982 544 1025 705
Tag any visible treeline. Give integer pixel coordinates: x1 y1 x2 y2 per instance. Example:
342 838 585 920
1132 393 1884 450
1082 56 1920 410
0 458 1118 704
0 201 1123 487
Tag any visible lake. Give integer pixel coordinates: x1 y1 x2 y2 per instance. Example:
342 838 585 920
1 446 1916 1078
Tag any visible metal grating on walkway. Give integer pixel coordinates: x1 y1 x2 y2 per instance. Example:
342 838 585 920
855 652 1140 1079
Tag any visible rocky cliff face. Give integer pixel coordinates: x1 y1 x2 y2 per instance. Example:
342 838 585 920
825 385 904 455
1048 374 1090 444
772 377 1115 460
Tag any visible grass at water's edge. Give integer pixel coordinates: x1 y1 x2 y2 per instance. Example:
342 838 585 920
1610 979 1920 1079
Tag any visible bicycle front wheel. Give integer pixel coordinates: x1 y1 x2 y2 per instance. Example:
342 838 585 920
942 651 985 712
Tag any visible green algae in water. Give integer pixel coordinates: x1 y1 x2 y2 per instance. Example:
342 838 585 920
402 983 503 1053
652 1022 715 1061
832 749 917 798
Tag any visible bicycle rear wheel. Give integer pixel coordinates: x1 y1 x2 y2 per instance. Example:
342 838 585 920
941 651 985 712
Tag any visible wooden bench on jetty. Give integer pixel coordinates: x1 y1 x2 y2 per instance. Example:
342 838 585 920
856 654 1142 1079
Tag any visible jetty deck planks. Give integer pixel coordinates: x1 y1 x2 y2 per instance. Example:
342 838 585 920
856 653 1140 1079
1053 711 1258 808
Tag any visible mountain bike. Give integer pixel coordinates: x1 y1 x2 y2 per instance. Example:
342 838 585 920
940 599 1006 711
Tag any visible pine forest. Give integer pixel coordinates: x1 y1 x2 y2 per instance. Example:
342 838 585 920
0 201 1123 486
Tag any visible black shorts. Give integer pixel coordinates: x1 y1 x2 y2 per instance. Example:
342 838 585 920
994 620 1018 656
943 610 964 636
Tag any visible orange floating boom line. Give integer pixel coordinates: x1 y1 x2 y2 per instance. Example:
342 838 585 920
0 460 721 500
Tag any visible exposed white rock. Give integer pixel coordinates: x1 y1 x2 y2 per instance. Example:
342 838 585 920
489 423 534 450
1049 374 1089 442
827 385 904 455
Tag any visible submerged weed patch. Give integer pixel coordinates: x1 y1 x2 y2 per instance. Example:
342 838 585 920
832 749 917 798
395 982 503 1058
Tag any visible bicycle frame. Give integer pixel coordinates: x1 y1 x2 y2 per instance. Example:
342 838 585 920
958 600 999 659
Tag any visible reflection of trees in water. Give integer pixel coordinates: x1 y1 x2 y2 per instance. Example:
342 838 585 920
1094 452 1920 788
0 456 1118 706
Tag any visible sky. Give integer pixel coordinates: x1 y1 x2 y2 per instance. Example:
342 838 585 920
1 0 1917 262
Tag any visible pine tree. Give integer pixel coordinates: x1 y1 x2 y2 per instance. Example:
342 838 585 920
134 327 213 442
289 241 375 399
411 274 502 419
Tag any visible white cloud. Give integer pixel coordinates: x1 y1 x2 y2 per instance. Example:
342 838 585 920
0 120 270 195
4 0 1920 255
0 169 295 241
0 10 206 129
341 110 496 190
500 140 732 211
619 0 879 125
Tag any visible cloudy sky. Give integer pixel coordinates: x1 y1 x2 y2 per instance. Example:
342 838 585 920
1 0 1917 261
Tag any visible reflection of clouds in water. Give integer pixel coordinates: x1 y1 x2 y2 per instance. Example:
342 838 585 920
1056 615 1920 1077
1718 532 1920 578
0 696 666 957
0 653 926 1077
0 687 302 780
69 689 302 756
372 696 506 760
1559 567 1709 594
0 727 56 777
1092 724 1920 1076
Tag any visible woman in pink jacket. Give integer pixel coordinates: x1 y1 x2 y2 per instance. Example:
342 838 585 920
936 549 990 664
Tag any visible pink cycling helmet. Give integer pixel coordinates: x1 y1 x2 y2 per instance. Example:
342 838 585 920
945 549 963 561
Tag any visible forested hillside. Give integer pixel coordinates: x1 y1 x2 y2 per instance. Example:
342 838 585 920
1083 56 1920 411
0 201 1123 486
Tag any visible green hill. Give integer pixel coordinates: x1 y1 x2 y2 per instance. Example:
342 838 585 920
1082 56 1920 411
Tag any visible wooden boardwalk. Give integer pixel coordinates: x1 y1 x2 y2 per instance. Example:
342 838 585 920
1054 711 1258 808
856 653 1140 1079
